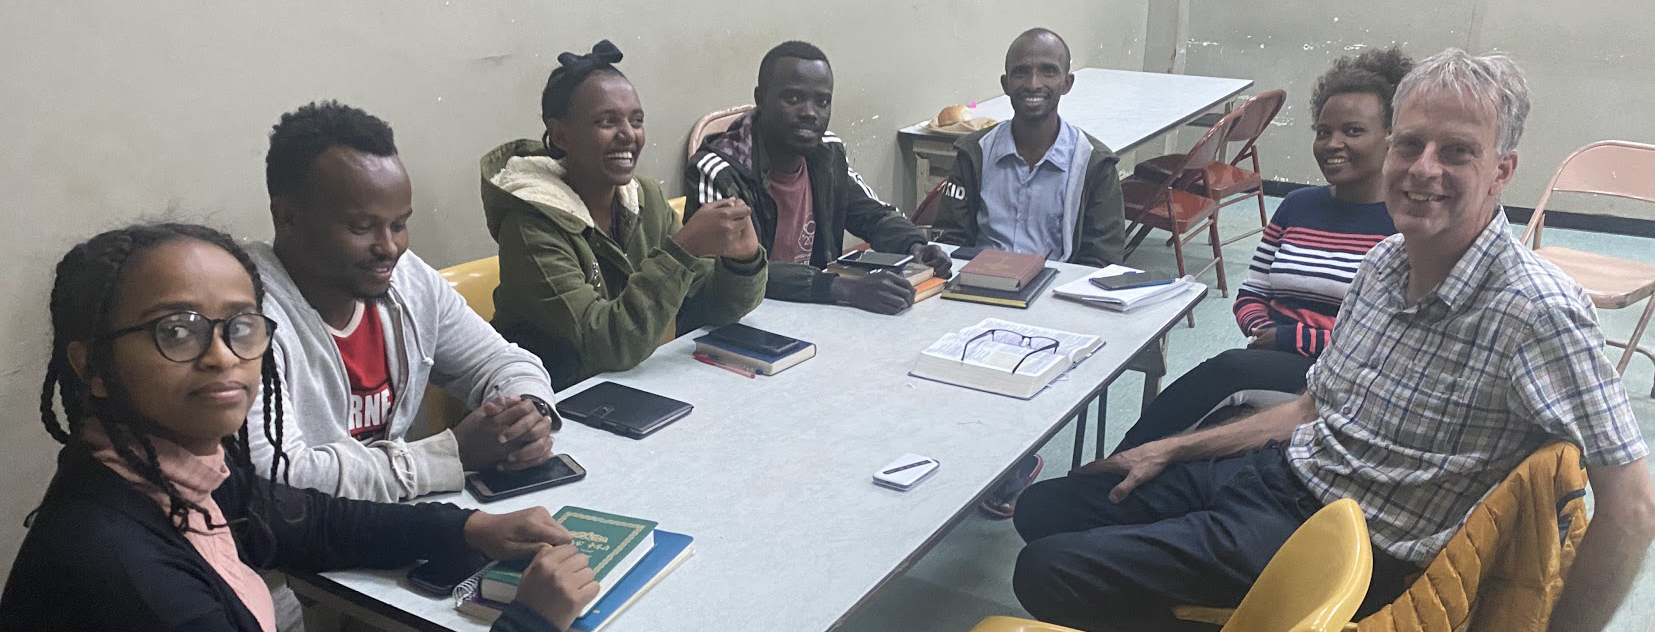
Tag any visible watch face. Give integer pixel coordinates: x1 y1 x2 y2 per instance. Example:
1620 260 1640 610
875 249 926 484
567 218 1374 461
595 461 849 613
525 396 554 419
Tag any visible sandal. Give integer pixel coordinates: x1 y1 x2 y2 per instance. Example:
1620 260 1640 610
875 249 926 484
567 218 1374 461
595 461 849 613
979 454 1044 519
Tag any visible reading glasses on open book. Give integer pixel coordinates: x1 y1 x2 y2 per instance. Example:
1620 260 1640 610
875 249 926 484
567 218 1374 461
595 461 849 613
962 328 1061 374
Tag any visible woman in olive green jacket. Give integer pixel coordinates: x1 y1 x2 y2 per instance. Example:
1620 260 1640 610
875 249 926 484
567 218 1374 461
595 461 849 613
482 40 767 389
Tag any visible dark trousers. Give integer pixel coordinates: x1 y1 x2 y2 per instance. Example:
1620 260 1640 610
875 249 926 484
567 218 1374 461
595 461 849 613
1114 349 1316 454
1010 446 1416 632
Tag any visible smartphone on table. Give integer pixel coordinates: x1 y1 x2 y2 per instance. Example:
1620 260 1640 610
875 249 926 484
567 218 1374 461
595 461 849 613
407 551 490 595
464 453 586 502
836 249 914 270
705 323 803 356
1089 270 1176 291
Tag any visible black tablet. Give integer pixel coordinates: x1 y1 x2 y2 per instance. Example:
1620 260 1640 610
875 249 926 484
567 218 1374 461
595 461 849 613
555 382 693 439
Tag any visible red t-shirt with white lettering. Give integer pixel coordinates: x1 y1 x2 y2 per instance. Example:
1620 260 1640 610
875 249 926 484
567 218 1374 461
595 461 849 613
328 300 396 442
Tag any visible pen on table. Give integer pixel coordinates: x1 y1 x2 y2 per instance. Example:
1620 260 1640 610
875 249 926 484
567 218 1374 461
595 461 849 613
693 353 756 378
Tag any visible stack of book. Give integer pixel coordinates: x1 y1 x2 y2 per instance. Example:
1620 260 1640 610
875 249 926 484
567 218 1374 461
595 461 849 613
691 323 816 376
456 506 695 632
824 261 946 303
940 250 1058 309
1053 265 1199 312
909 317 1103 399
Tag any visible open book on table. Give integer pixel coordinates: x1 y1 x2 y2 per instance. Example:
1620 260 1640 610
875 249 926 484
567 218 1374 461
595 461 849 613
909 318 1103 399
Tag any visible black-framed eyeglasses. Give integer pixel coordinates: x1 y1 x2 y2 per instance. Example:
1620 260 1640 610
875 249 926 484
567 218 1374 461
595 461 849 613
962 328 1061 374
102 312 277 363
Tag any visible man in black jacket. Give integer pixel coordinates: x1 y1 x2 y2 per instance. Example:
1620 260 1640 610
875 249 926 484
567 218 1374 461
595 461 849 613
686 41 951 315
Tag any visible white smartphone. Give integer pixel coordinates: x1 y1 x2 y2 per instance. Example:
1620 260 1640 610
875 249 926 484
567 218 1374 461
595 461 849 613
873 453 940 491
837 250 915 270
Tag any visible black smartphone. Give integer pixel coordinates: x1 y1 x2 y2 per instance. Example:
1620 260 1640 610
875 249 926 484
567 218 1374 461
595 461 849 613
950 245 985 260
836 250 914 269
1089 270 1176 291
464 453 586 502
407 552 490 595
705 323 801 356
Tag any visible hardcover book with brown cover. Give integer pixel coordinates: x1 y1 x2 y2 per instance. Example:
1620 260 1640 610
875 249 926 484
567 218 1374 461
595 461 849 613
957 249 1045 291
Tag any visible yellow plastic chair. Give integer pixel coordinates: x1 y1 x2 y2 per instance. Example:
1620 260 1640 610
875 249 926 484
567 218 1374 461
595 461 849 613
1519 140 1655 396
965 616 1086 632
439 255 501 320
971 498 1371 632
668 195 686 221
1171 499 1371 631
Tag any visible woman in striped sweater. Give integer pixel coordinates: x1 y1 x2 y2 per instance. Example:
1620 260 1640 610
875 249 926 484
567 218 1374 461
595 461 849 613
1113 47 1411 452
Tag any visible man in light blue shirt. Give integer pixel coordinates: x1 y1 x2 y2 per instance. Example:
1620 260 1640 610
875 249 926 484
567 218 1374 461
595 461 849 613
975 119 1080 258
935 28 1126 268
936 29 1128 520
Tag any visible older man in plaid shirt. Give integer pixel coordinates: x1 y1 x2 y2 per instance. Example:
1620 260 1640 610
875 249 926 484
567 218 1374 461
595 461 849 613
1012 48 1654 632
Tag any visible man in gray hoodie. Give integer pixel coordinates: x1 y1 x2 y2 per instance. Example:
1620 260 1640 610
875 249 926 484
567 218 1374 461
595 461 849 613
247 101 561 504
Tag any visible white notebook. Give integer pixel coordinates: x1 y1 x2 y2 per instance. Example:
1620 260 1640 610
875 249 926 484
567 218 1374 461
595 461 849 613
1053 265 1199 312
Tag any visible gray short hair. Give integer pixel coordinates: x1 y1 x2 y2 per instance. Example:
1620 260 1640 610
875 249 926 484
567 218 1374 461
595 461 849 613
1392 48 1531 157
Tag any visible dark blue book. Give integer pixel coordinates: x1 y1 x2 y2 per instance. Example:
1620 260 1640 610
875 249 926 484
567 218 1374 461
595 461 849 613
692 331 816 376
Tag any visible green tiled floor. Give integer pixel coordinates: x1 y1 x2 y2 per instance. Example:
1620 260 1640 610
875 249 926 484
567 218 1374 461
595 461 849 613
841 196 1655 632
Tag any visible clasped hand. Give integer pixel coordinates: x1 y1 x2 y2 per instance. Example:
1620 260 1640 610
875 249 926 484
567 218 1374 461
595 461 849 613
454 397 556 472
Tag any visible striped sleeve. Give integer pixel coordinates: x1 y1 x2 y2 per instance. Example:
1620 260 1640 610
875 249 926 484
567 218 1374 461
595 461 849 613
1233 220 1285 335
1289 322 1333 357
826 131 891 206
690 152 733 208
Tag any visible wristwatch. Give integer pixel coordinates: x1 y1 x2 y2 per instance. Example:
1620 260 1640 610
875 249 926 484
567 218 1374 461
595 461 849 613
521 394 561 428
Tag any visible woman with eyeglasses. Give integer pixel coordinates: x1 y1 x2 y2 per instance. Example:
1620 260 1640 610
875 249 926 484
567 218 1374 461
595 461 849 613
1 223 595 631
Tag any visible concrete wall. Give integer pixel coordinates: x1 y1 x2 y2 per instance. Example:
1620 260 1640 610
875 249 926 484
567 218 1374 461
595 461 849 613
1179 0 1655 220
0 0 1147 583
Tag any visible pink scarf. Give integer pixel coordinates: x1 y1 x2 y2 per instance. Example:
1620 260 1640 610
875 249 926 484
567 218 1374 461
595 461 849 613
82 420 276 632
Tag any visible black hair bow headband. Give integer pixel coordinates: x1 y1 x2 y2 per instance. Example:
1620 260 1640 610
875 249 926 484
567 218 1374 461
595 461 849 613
557 40 623 73
541 39 626 154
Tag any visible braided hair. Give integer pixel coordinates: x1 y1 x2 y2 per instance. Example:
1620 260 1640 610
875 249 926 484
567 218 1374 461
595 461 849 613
39 223 290 537
540 39 626 159
1310 46 1415 130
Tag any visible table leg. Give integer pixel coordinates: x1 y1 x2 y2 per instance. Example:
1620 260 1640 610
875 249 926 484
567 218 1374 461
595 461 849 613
1071 403 1089 469
900 136 921 212
1094 391 1109 461
914 153 932 216
906 138 955 215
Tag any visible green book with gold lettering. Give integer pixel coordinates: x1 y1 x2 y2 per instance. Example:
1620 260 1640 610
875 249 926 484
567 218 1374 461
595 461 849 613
478 506 658 614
